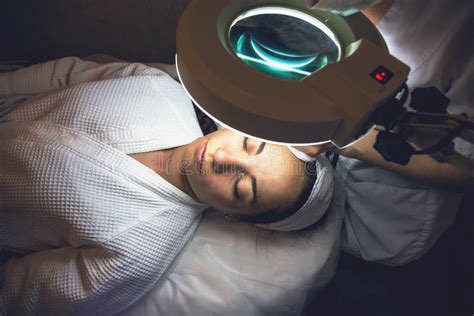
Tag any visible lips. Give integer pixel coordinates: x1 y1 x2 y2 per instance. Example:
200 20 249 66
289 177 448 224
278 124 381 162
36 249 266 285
197 140 208 174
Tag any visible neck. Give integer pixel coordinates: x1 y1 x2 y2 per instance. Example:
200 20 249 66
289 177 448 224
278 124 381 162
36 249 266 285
130 146 200 203
157 145 201 203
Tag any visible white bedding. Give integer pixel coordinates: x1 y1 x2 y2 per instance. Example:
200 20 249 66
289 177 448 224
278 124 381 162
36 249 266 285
120 181 345 316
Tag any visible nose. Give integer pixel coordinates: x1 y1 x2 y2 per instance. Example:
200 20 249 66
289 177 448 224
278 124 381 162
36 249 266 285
213 148 247 174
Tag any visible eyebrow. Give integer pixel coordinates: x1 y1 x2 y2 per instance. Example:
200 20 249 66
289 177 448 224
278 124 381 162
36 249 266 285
233 179 240 200
250 141 265 205
250 141 264 205
250 175 258 206
255 142 266 155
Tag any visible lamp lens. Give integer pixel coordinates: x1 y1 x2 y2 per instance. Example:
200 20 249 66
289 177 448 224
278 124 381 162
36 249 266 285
229 7 340 80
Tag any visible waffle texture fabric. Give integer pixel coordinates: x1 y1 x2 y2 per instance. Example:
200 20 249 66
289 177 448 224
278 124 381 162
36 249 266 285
0 57 207 315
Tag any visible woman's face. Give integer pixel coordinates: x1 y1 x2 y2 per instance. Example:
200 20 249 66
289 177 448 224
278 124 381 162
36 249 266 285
183 129 307 216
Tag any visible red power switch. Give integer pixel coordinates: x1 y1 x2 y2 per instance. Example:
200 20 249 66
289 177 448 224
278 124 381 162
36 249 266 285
370 66 394 85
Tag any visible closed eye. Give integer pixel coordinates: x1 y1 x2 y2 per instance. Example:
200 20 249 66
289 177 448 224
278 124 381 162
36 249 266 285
233 173 243 200
243 136 265 155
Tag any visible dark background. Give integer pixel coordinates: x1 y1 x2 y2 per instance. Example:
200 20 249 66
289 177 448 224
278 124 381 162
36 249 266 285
304 194 473 316
1 1 472 315
0 0 191 64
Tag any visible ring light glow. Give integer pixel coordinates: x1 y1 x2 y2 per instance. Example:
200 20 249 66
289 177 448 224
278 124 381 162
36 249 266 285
229 7 341 80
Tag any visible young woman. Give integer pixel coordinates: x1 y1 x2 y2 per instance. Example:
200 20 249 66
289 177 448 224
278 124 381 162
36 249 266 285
0 57 328 314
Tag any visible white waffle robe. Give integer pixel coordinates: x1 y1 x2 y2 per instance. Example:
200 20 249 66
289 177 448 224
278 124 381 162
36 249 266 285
0 58 207 315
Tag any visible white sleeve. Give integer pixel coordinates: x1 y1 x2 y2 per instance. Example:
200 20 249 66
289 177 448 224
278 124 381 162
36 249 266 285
2 246 115 315
0 221 193 315
0 57 163 97
337 156 462 266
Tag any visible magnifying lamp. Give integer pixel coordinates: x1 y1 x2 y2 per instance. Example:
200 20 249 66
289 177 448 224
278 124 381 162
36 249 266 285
176 0 474 182
176 0 410 148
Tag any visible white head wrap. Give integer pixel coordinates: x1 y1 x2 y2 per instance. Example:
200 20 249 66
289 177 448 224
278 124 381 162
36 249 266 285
306 0 381 16
257 153 335 232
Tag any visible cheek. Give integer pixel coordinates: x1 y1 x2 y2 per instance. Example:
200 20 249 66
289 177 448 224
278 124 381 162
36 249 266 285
193 175 231 206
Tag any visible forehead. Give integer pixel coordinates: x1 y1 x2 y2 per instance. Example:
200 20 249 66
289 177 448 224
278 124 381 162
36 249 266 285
251 144 306 211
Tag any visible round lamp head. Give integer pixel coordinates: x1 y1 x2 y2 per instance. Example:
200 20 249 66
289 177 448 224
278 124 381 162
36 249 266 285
228 7 342 81
177 0 410 147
